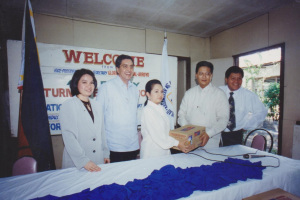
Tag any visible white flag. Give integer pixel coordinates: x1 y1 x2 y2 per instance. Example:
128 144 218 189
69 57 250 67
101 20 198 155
160 35 175 130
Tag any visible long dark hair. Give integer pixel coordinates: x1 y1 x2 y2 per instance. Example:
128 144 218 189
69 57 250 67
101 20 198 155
70 68 97 96
144 79 162 106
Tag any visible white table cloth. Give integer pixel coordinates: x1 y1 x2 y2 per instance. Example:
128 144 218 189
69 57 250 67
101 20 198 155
1 145 299 200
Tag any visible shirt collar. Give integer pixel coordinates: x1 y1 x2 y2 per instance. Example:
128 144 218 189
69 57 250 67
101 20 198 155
198 82 212 92
116 75 133 88
226 85 241 95
147 100 164 113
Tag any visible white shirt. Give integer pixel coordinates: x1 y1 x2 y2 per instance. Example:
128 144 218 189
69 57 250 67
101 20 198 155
178 83 229 148
96 76 139 152
140 101 179 159
219 85 268 131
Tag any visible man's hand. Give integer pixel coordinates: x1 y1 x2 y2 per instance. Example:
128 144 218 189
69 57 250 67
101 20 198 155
178 140 193 153
104 158 110 164
200 132 210 147
84 161 101 172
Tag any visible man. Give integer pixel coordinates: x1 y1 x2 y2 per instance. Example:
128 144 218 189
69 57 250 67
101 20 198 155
97 54 139 162
219 66 268 146
178 61 229 149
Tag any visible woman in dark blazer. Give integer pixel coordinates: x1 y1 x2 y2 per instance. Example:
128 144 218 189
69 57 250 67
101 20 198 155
60 69 110 172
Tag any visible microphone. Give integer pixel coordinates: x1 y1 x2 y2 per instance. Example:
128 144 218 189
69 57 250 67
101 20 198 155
243 154 266 159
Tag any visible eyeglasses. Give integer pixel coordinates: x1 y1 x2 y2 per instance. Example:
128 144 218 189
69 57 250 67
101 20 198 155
198 72 211 77
120 64 134 69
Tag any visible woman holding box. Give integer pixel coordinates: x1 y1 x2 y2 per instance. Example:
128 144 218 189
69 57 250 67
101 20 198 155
140 79 191 159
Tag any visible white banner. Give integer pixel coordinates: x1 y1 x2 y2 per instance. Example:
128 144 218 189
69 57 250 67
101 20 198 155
8 40 177 136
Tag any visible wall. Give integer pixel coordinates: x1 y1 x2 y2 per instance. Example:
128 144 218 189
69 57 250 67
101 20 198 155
210 2 300 157
34 14 209 168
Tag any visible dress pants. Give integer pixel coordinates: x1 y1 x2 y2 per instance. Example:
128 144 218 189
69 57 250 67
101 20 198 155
110 150 139 163
220 129 244 147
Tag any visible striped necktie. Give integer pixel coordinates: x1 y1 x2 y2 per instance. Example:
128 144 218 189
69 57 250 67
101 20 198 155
227 92 236 131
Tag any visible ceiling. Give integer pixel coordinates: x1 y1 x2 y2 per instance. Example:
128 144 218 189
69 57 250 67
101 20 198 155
6 0 295 37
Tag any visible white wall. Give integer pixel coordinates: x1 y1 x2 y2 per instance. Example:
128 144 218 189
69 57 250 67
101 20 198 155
209 58 233 87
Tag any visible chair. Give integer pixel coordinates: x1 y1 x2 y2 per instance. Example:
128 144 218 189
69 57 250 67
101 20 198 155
12 156 37 176
251 135 266 151
244 128 273 153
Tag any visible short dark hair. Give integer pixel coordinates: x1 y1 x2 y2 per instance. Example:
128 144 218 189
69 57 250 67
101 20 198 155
196 61 214 74
115 54 134 68
144 79 162 106
70 68 97 96
225 66 244 79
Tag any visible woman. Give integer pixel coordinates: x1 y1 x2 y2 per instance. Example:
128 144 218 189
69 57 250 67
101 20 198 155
140 79 191 159
60 69 110 171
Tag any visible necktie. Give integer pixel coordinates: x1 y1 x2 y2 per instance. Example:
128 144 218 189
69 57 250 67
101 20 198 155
227 92 236 131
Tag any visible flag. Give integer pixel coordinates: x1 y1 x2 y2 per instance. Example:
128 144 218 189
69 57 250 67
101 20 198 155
160 33 175 130
17 0 56 171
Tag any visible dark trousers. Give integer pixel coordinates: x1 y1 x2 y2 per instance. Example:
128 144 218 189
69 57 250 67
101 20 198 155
220 130 244 147
110 150 139 163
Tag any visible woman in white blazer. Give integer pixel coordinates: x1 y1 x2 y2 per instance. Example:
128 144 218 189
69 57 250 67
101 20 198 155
60 69 110 171
140 79 191 159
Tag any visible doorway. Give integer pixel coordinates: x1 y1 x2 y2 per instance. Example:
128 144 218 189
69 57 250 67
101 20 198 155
176 56 191 127
233 43 285 154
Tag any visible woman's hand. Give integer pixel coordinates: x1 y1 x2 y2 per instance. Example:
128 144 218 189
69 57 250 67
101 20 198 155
104 158 110 164
178 140 192 153
84 161 101 172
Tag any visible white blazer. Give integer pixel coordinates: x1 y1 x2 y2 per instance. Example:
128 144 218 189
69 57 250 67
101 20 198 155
140 101 179 159
60 96 109 169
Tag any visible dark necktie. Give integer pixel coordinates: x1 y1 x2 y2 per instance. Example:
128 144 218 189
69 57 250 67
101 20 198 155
227 92 236 131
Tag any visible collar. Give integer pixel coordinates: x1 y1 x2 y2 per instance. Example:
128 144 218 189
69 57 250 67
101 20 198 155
198 82 212 92
147 100 166 116
226 85 241 95
116 75 133 88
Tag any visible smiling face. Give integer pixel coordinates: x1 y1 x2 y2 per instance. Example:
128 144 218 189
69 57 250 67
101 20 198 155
226 72 243 91
77 74 95 100
116 58 134 84
195 66 213 88
146 83 164 105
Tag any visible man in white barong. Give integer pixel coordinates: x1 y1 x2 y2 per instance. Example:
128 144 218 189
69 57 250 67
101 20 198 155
178 61 229 149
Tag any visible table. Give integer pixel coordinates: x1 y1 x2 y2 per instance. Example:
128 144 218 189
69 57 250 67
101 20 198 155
1 145 300 200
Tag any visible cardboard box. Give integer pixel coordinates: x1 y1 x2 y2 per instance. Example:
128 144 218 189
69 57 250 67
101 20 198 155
169 125 206 152
243 188 300 200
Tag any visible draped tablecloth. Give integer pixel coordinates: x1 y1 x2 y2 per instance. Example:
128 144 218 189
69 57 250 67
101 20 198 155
1 145 300 200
